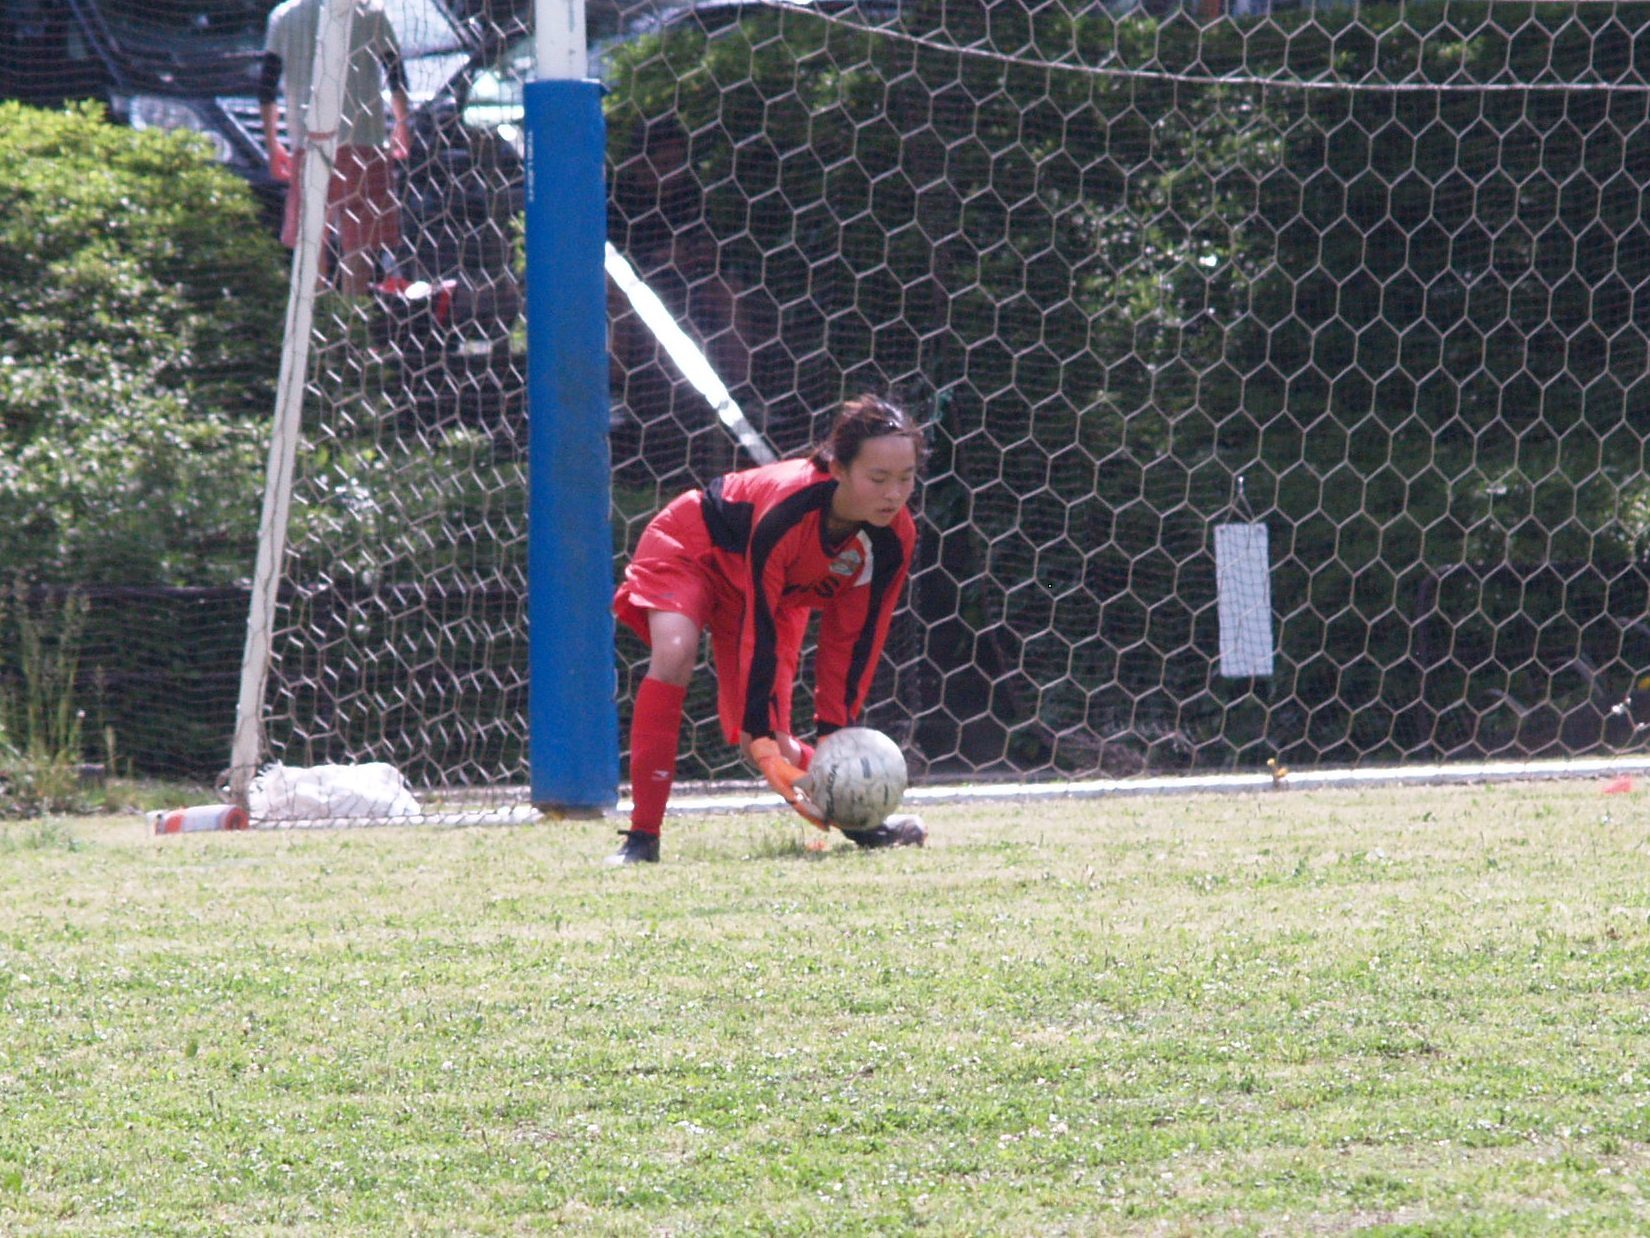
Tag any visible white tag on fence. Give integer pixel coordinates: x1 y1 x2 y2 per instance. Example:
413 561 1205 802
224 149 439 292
1215 522 1275 678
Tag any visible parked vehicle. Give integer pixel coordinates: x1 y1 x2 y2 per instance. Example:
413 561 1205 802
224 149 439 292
370 16 528 382
0 0 894 408
365 0 907 451
0 0 474 221
369 0 904 381
0 0 524 399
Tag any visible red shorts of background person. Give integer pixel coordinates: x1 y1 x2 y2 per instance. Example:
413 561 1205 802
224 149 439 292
280 144 400 257
614 491 801 745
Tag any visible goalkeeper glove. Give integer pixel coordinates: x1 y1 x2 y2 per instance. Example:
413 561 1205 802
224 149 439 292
750 737 827 828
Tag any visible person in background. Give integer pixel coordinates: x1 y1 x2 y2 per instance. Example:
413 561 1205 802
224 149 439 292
259 0 410 295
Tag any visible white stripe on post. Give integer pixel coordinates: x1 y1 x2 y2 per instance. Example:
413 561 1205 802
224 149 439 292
536 0 586 81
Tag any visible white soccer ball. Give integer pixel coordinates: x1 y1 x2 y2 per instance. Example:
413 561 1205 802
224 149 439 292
800 727 908 830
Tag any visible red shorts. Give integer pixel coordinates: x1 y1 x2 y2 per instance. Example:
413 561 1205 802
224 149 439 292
615 492 800 743
281 144 400 256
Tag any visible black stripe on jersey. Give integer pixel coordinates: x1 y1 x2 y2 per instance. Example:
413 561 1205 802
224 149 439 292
742 480 837 738
700 475 754 555
836 524 907 722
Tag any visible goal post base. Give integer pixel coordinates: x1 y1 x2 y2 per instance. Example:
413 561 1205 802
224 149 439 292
533 803 611 822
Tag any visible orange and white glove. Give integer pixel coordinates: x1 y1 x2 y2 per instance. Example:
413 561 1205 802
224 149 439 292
750 737 827 829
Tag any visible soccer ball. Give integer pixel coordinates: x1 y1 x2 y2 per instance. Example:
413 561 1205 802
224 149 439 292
800 727 908 830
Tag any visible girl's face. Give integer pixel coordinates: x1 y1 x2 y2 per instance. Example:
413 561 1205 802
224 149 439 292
829 434 918 527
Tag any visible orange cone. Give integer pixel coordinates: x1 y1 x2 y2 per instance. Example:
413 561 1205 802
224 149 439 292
152 805 250 834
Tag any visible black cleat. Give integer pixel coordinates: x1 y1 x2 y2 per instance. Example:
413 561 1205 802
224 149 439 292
605 830 661 866
839 813 926 850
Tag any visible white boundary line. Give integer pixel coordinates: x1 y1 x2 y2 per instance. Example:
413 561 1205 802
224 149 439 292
639 754 1650 818
234 755 1650 830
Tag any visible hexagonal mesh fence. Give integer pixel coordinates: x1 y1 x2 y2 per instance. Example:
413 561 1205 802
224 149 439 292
247 0 1650 818
600 0 1650 785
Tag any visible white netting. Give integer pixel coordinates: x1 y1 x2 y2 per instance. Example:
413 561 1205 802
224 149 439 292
8 1 1650 820
599 0 1650 784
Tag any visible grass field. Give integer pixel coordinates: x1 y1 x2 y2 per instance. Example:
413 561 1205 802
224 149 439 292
3 780 1650 1233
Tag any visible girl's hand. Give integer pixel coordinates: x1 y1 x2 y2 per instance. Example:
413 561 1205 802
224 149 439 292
749 737 827 828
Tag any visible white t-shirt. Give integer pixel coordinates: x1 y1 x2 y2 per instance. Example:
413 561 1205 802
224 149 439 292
265 0 400 149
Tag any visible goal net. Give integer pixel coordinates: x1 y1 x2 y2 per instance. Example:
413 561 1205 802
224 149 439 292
8 0 1650 822
597 0 1650 789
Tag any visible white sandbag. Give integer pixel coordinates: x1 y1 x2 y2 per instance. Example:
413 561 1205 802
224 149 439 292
248 762 422 821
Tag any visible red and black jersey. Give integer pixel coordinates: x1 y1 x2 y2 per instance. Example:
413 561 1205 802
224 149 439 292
702 457 915 738
615 457 916 742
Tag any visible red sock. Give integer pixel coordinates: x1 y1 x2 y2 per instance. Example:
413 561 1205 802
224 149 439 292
628 677 687 834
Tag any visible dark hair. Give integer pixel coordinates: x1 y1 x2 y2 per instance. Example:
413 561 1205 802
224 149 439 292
809 394 926 471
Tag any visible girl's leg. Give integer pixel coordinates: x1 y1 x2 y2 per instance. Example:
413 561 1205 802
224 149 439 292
626 610 700 836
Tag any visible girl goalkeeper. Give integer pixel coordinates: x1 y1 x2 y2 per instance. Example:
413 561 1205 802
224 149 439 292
609 394 926 865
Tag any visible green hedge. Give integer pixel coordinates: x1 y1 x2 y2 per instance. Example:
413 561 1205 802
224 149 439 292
0 101 286 586
0 103 285 781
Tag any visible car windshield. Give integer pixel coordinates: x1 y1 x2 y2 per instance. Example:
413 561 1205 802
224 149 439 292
461 33 532 131
380 0 468 57
92 0 467 59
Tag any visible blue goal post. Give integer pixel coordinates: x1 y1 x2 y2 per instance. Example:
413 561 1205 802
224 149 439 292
524 0 619 813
